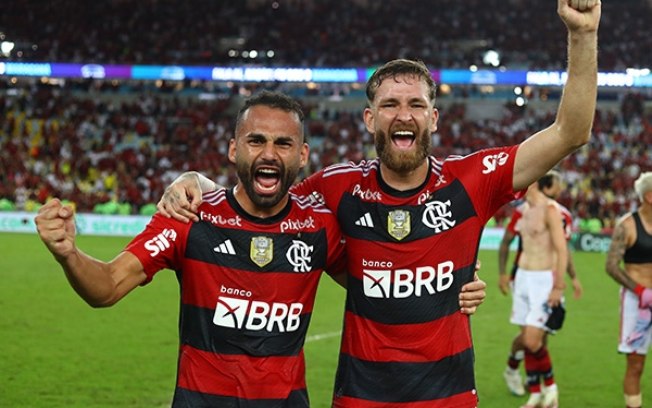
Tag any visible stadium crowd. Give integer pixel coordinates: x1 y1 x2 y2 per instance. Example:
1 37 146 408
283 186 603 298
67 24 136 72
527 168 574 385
0 0 650 70
1 79 650 233
1 0 652 233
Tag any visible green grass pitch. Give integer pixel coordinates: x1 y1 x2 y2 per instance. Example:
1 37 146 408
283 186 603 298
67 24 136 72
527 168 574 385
1 232 648 407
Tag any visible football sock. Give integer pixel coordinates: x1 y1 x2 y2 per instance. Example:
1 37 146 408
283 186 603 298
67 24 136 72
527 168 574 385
507 349 525 370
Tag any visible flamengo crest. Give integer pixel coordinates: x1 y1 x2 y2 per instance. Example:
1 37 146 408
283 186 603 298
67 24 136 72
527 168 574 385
422 200 456 233
250 236 273 267
387 209 410 240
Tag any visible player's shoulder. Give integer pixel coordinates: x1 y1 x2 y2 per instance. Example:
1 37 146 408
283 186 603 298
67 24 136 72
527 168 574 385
201 188 229 207
544 198 562 215
321 158 380 180
616 212 636 229
289 192 335 216
554 201 571 216
440 145 516 177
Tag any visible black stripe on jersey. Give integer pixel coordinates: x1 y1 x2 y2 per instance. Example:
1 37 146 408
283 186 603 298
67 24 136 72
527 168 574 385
338 179 477 243
334 347 475 403
180 304 310 356
172 387 309 408
185 222 328 273
347 263 474 325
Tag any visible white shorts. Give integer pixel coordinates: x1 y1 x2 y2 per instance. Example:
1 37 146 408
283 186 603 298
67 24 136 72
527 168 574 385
510 268 558 331
618 287 652 355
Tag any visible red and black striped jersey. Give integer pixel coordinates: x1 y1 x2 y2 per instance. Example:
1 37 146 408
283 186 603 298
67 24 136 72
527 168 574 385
292 146 521 407
125 188 346 408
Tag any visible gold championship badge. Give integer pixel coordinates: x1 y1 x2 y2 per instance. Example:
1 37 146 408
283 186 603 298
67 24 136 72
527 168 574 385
387 210 410 240
250 236 273 267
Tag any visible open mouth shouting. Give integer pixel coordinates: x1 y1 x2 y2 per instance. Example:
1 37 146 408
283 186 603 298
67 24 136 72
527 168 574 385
391 130 416 150
254 166 282 195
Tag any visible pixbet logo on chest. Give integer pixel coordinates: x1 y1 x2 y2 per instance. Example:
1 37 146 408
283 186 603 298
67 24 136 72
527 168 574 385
200 211 242 227
361 259 455 298
280 216 315 233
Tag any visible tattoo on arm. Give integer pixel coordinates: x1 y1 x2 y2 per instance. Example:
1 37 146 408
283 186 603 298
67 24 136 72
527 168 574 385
605 222 636 291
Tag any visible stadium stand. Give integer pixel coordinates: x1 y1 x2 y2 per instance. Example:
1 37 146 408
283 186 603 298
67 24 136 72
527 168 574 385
0 0 650 70
1 1 652 232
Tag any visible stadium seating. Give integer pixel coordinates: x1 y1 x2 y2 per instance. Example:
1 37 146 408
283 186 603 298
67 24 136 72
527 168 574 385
0 0 650 70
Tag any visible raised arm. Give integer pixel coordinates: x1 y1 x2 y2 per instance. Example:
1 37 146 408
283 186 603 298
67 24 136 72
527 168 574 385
35 199 146 307
157 171 219 222
513 0 601 191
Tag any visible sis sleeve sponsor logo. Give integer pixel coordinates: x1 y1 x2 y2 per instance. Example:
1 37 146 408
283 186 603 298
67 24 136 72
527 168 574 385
481 152 509 174
144 228 177 257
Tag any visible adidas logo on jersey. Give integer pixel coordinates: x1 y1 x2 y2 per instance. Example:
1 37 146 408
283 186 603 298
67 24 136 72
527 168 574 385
214 239 236 255
355 212 374 228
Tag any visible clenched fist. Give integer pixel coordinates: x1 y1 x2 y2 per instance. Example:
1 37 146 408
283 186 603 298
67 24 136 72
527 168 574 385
568 0 600 12
35 198 78 260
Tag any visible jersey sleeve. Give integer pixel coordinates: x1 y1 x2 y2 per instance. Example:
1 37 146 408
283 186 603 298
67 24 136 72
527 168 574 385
291 169 326 199
324 219 347 277
124 213 190 284
447 144 523 224
291 167 345 214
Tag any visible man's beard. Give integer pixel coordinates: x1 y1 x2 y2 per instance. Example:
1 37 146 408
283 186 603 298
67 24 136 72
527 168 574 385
375 128 431 173
237 160 298 209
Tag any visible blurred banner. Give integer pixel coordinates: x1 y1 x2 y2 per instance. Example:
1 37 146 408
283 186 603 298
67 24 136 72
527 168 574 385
0 211 151 237
1 62 651 87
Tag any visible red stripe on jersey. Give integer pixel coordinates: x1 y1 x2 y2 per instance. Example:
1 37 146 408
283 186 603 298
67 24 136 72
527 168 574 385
332 390 477 407
177 344 306 399
341 311 472 362
178 259 321 312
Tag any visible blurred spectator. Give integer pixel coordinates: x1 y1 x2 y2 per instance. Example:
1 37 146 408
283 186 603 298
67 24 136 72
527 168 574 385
1 79 651 232
0 0 650 71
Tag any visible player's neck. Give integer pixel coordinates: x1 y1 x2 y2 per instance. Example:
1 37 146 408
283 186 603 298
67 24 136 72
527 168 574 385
525 188 550 206
233 184 288 219
379 161 429 191
639 203 652 222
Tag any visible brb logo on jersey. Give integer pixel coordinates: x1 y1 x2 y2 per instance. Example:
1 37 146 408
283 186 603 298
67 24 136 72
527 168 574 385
361 259 455 298
422 200 456 233
286 240 313 272
144 228 177 257
482 152 509 174
213 295 303 332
